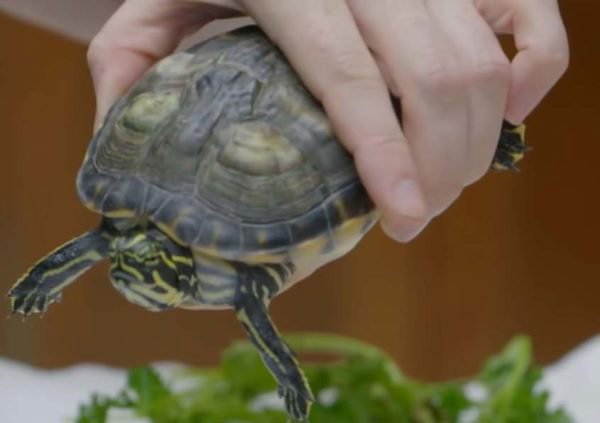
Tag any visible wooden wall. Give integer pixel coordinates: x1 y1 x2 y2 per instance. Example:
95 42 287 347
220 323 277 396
1 3 598 381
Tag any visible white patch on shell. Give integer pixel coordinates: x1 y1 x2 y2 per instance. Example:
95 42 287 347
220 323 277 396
217 122 304 175
155 52 196 77
120 91 180 134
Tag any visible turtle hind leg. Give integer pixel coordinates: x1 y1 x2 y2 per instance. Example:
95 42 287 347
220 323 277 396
236 292 314 421
492 120 528 171
233 264 313 422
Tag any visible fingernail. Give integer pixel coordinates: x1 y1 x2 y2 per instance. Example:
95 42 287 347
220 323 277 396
393 179 427 219
381 217 427 242
381 179 428 242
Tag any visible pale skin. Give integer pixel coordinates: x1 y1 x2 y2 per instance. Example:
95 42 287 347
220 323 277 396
8 0 569 242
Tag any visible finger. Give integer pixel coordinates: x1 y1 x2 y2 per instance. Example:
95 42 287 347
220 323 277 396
504 0 569 123
240 0 428 241
427 0 511 185
349 0 470 219
88 0 239 128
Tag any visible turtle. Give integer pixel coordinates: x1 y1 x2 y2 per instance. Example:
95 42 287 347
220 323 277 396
7 26 526 422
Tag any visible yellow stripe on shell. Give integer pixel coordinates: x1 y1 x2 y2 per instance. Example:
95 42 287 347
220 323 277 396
257 230 268 245
159 205 375 272
104 209 136 218
288 211 376 265
334 199 349 221
190 212 376 268
82 201 97 212
330 212 374 248
233 251 286 264
288 236 329 262
156 222 189 249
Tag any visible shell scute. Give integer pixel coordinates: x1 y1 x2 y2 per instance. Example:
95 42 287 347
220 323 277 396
99 179 145 218
288 204 331 245
195 215 243 253
240 223 292 256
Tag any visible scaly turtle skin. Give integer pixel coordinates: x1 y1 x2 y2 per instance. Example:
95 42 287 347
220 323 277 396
8 26 526 422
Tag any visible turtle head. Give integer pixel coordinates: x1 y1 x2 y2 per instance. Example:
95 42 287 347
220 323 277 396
108 226 196 311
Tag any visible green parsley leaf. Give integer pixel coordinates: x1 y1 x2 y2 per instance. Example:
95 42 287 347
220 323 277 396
75 334 574 423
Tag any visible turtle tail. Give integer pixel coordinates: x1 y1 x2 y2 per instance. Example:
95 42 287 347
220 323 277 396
7 226 110 317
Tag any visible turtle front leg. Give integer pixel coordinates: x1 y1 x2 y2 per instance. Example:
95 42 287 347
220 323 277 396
8 228 109 316
233 263 313 422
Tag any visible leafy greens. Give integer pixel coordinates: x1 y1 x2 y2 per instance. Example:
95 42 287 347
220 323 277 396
76 334 572 423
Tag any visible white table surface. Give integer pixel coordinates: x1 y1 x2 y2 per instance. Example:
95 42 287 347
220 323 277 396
1 336 599 423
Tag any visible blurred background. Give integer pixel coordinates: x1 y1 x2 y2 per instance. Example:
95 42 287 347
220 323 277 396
0 2 598 382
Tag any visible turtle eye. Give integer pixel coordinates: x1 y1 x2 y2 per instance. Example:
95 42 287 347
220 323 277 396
136 245 160 266
143 255 160 267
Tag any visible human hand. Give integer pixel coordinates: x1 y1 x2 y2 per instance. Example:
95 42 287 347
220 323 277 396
88 0 569 242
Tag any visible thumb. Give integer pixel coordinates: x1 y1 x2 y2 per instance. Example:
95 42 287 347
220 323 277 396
501 0 569 123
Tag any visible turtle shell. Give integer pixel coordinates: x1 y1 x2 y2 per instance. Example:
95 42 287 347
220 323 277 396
77 26 376 263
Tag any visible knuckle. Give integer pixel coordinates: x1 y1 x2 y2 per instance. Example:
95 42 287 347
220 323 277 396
327 48 381 87
87 35 111 73
470 58 512 84
357 133 400 152
413 58 464 93
412 53 512 93
532 46 570 76
305 27 380 90
351 131 406 159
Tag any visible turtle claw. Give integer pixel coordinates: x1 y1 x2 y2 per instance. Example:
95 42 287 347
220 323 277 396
7 291 61 317
279 385 313 422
